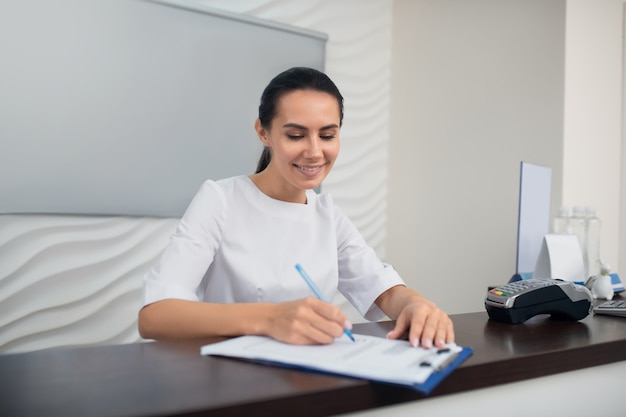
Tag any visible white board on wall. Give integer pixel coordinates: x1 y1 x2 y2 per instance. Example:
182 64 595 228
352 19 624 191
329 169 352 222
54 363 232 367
0 0 326 217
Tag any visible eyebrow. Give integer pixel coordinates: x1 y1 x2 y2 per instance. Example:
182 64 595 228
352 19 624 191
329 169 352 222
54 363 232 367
282 122 339 131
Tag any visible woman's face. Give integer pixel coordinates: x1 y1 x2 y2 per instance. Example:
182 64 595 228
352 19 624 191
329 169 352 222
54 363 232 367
255 89 341 203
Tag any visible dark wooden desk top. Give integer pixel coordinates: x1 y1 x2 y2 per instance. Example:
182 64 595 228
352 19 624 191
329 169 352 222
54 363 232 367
2 308 626 417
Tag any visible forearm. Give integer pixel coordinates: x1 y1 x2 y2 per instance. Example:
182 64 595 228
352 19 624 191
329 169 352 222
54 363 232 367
138 299 276 340
375 285 434 320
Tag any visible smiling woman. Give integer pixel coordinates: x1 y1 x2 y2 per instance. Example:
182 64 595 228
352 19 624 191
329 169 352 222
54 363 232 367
138 67 455 349
252 87 341 203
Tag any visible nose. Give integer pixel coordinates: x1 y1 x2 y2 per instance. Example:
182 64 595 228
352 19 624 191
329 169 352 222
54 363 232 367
303 137 323 158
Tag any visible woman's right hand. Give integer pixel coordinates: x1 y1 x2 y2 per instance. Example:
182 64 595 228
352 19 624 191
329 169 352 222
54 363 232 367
265 297 352 345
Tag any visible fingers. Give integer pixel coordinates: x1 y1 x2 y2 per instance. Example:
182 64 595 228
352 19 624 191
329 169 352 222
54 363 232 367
309 298 353 341
271 297 350 345
414 311 454 348
386 312 410 342
386 303 455 349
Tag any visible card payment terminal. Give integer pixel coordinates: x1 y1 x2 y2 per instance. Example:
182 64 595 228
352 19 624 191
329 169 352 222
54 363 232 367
485 278 593 324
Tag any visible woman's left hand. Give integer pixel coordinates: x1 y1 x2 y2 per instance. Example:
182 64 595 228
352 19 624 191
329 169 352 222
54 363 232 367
377 286 454 349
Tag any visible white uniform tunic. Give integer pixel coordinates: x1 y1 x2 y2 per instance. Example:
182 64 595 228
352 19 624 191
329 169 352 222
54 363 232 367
142 176 404 321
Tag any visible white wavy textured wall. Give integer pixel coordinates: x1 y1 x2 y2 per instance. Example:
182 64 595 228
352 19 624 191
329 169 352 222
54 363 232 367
0 0 392 353
0 215 179 353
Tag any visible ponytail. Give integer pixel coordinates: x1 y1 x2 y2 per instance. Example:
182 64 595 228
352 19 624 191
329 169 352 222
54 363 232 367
255 147 271 174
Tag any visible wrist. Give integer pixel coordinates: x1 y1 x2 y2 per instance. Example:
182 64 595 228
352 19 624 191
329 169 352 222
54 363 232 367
249 303 278 336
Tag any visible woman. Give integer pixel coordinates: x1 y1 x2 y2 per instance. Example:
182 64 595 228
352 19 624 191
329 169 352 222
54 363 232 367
138 67 454 348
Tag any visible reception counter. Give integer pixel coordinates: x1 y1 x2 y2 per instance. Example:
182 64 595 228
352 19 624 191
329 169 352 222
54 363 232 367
1 305 625 417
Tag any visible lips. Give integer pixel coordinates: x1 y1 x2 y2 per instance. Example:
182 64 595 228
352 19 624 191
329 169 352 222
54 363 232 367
293 163 323 177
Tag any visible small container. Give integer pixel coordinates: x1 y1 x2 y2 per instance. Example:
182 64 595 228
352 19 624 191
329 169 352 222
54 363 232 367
590 264 613 301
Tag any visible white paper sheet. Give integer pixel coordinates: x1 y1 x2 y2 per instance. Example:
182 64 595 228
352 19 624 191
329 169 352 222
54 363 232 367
201 334 463 386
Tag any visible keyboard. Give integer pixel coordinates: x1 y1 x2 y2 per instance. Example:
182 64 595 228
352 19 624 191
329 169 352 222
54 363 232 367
593 300 626 317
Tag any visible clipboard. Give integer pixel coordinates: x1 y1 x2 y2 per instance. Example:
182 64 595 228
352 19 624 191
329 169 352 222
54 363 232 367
201 333 472 395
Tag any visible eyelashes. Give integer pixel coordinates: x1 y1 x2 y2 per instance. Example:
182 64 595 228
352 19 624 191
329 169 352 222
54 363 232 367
286 134 336 141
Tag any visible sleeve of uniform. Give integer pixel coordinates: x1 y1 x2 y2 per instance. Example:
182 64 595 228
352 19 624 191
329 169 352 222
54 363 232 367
332 201 406 321
142 180 227 307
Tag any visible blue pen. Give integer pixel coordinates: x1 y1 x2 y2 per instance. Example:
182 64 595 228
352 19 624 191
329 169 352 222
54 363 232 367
294 263 356 342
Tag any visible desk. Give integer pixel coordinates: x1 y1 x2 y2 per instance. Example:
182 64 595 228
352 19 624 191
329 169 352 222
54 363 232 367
2 309 626 417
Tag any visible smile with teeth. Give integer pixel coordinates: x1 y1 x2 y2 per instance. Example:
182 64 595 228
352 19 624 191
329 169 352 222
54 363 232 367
294 164 323 175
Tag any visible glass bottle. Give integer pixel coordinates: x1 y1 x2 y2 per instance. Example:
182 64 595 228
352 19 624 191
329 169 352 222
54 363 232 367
570 206 587 277
552 205 571 234
585 206 602 278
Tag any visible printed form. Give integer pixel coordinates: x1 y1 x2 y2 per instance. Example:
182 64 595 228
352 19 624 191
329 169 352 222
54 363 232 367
201 333 464 387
